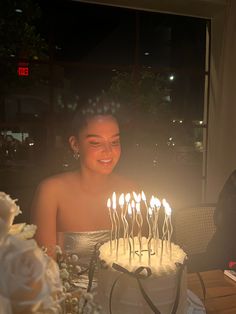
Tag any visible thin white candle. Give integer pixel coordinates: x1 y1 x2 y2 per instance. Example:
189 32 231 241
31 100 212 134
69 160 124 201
142 191 152 240
150 196 158 255
107 198 113 254
154 197 161 254
133 191 139 203
125 193 131 204
112 192 120 261
124 193 131 250
147 206 153 265
163 199 173 259
135 202 143 263
160 199 169 263
119 193 126 253
129 202 135 258
128 203 135 257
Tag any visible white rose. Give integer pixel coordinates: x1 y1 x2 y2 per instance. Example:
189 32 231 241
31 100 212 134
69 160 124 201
0 192 21 228
0 235 63 313
0 217 8 243
13 224 37 240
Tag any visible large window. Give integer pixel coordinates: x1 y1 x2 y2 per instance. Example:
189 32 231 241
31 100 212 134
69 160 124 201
0 1 208 208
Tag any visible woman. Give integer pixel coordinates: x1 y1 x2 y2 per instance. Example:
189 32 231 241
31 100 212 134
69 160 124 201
30 98 136 258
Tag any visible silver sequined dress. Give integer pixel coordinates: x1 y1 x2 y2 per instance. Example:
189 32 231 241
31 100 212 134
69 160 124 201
57 230 110 290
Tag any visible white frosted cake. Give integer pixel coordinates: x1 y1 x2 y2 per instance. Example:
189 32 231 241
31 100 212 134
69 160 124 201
96 237 187 314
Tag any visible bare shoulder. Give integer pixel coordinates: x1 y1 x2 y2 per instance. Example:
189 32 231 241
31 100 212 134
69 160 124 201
36 171 79 194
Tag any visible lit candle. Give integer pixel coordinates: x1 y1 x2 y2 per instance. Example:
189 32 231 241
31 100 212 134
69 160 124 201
125 193 131 204
119 193 125 253
142 191 152 240
135 202 143 263
107 198 113 254
125 193 131 250
163 199 173 259
154 197 161 254
150 196 158 255
131 198 137 254
147 206 153 265
133 191 141 203
129 202 136 258
160 199 169 264
112 192 119 261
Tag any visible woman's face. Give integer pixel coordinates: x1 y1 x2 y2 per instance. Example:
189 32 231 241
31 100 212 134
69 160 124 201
75 115 121 175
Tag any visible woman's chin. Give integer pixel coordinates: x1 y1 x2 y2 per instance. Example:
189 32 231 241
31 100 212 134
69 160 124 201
96 161 116 174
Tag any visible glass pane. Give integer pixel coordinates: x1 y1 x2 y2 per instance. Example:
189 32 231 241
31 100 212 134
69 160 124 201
0 0 207 216
48 2 136 65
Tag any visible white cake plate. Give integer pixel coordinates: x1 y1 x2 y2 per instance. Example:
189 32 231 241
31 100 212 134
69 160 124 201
187 289 206 314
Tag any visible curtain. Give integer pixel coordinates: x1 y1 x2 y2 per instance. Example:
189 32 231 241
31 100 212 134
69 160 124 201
206 0 236 202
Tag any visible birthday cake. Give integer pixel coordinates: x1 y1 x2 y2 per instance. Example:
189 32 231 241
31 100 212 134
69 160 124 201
95 192 187 314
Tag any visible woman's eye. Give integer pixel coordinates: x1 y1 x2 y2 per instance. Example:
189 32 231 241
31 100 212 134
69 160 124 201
89 142 101 147
111 140 120 146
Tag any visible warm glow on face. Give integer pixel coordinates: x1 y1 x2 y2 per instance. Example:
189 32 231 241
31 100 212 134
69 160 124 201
77 115 121 176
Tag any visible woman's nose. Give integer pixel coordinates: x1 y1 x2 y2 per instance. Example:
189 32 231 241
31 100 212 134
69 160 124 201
102 142 112 153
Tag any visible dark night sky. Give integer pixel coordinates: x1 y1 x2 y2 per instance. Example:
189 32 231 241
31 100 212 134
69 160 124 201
37 1 133 61
34 0 206 119
36 1 206 66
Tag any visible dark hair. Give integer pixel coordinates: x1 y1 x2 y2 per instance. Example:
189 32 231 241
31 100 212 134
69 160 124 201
69 96 122 137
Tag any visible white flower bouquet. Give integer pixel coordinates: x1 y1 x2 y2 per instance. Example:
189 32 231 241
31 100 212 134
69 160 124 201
0 192 103 314
0 192 63 314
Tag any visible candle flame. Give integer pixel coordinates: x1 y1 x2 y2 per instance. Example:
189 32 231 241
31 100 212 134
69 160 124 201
162 198 168 207
112 192 116 210
125 193 131 203
165 204 172 216
137 193 141 203
136 202 141 214
150 195 155 208
133 191 139 203
107 198 111 208
148 207 153 216
154 197 161 209
162 198 172 216
141 191 146 202
131 199 135 209
128 203 132 216
119 193 125 207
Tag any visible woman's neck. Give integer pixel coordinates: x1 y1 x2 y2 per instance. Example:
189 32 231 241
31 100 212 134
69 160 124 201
78 169 113 194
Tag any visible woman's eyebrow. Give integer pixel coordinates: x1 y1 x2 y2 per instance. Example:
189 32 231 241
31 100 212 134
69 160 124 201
86 133 120 138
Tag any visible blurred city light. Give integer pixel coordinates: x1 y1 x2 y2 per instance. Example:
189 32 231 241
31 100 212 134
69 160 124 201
15 8 23 13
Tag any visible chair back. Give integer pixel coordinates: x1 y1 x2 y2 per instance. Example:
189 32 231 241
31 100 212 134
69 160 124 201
173 204 216 255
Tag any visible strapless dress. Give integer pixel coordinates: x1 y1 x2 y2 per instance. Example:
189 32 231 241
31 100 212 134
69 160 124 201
57 230 110 290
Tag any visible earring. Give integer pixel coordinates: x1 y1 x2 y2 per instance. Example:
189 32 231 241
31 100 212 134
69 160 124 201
73 151 80 160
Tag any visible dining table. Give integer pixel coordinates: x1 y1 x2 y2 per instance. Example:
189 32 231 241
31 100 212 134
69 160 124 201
187 269 236 313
